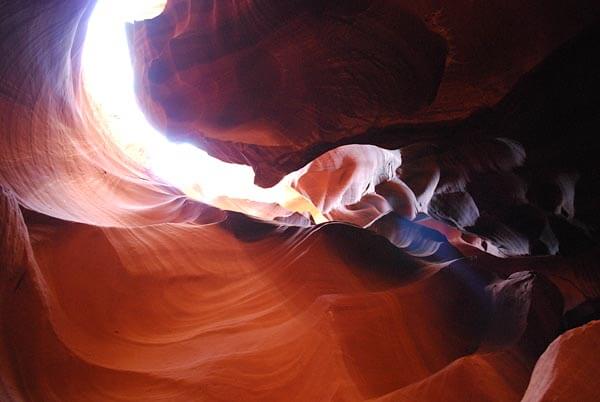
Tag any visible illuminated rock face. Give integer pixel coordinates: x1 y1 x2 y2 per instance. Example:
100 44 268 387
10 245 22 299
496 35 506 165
1 0 600 401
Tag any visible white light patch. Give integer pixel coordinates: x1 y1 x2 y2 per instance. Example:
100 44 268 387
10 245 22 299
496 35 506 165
82 0 326 222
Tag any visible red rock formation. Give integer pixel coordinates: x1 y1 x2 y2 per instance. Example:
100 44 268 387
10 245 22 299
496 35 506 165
522 320 600 401
1 0 600 400
131 0 447 147
132 0 600 186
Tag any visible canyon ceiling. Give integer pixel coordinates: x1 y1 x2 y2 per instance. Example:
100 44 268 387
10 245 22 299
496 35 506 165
1 0 600 401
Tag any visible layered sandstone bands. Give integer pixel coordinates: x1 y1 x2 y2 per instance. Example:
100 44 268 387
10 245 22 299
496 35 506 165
1 0 600 400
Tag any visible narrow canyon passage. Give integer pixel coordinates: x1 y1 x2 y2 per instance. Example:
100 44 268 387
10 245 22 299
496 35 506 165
82 0 327 222
1 0 600 401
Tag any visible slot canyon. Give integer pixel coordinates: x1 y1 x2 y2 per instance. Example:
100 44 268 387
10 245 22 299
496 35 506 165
1 0 600 400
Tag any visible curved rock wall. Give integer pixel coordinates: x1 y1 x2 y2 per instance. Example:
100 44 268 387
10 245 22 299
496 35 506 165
1 0 600 400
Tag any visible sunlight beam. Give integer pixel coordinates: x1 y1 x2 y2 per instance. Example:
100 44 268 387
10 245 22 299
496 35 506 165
82 0 326 223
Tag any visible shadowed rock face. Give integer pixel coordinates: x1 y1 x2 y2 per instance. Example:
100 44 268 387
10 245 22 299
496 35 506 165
1 0 600 401
131 0 448 146
133 0 600 187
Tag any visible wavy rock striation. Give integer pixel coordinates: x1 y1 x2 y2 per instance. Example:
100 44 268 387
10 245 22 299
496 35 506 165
1 0 600 401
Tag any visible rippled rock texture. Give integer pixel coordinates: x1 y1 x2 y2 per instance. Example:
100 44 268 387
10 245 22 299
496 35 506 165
2 0 600 401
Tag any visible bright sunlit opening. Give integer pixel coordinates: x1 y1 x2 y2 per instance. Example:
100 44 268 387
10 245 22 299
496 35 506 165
82 0 326 222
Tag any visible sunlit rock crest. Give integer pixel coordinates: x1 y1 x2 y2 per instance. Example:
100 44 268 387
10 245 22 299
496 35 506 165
1 0 600 401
